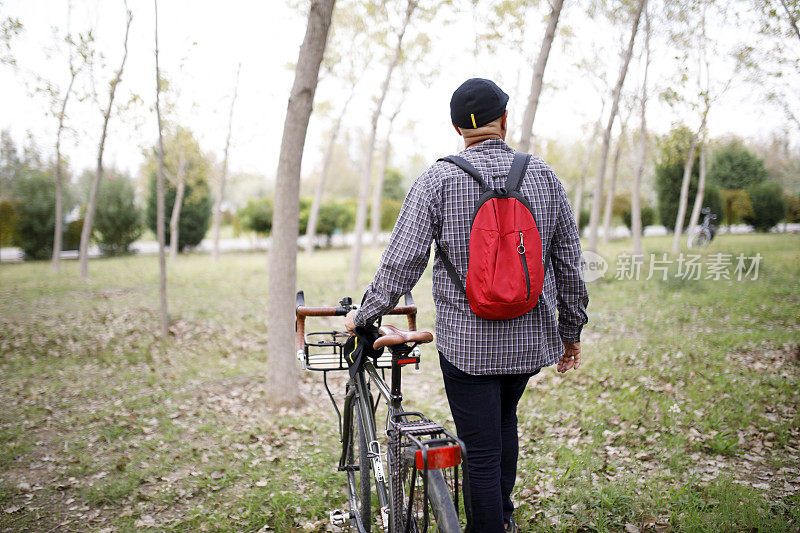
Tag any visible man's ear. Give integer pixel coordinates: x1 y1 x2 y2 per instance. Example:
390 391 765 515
501 110 508 131
452 124 462 136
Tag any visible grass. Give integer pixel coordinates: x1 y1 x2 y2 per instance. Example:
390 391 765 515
0 233 798 532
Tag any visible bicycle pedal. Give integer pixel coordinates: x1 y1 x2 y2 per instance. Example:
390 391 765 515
329 509 351 526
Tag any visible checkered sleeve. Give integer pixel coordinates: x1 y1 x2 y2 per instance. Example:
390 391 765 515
354 172 439 327
550 180 589 343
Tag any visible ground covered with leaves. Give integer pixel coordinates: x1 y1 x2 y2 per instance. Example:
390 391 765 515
1 234 798 532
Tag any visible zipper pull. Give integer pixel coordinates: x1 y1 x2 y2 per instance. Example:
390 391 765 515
517 231 526 255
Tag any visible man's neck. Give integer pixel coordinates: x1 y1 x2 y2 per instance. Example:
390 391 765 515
463 134 502 149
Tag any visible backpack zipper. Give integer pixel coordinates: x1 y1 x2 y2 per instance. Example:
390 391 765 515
517 231 531 300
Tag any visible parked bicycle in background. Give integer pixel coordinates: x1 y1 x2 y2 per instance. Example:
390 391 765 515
688 207 718 248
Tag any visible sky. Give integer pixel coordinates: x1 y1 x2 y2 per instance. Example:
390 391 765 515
1 0 796 190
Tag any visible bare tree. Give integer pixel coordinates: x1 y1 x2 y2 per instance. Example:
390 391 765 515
601 105 632 244
52 15 91 272
631 3 651 257
518 0 565 153
586 0 645 253
687 142 707 235
154 0 168 339
348 0 417 290
670 111 706 253
370 96 404 246
305 82 356 254
574 100 605 225
265 0 335 406
78 4 132 279
167 152 187 259
212 63 240 262
778 0 800 42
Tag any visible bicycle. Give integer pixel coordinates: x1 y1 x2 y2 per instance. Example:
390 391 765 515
687 207 718 248
295 291 470 532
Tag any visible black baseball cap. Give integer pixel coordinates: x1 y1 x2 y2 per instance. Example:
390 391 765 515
450 78 509 129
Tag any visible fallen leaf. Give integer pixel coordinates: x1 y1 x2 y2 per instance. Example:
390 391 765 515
4 505 22 514
625 524 640 533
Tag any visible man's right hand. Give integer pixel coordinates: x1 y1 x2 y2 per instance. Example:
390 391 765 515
557 342 581 373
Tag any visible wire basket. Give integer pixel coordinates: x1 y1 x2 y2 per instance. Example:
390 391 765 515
303 330 396 371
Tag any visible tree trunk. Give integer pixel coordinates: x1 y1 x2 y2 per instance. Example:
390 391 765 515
52 72 77 273
370 106 401 246
169 155 187 259
631 5 651 257
778 0 800 43
601 122 627 243
212 63 240 262
154 0 168 339
348 0 416 289
687 143 707 236
671 110 707 253
305 84 355 254
670 132 700 253
265 0 335 407
518 0 564 153
79 9 132 279
574 104 605 225
586 0 645 253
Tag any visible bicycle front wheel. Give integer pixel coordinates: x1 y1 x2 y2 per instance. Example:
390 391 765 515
346 398 372 531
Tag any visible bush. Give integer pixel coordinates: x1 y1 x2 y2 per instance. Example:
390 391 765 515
622 205 657 229
95 175 142 255
315 200 355 246
143 128 213 251
703 186 724 221
13 171 55 260
721 189 753 225
785 194 800 223
708 140 767 190
64 218 83 251
146 171 212 250
655 126 700 231
237 197 273 235
578 210 589 230
612 194 630 218
0 198 18 246
744 182 785 232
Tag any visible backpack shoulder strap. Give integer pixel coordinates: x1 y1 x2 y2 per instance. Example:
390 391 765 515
506 152 532 192
435 242 467 295
438 155 490 192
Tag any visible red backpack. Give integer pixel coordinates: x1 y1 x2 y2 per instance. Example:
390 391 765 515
437 152 550 320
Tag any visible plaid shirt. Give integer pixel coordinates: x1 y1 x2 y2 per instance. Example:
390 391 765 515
355 138 589 375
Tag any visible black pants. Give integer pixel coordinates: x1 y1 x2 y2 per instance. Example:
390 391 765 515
439 354 536 533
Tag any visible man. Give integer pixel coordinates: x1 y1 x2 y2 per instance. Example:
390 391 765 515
345 78 588 532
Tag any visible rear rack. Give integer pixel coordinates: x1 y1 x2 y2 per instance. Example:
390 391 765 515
388 412 471 532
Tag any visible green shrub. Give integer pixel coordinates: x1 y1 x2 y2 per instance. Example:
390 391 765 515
0 198 18 246
785 194 800 223
143 128 213 251
721 189 753 225
703 185 724 221
64 218 83 251
578 209 590 230
612 194 630 218
95 175 142 256
145 172 212 250
316 200 355 246
622 205 657 229
655 125 700 231
237 197 273 235
13 171 55 260
744 182 785 232
708 140 768 190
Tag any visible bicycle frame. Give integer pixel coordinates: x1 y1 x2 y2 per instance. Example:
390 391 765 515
297 291 469 533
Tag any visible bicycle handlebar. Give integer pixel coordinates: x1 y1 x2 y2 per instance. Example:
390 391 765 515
295 291 418 353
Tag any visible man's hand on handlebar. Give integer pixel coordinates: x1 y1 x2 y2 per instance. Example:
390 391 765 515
557 342 581 373
344 309 357 335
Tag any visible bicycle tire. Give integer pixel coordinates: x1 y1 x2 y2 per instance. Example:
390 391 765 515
390 448 462 533
347 399 372 531
425 469 461 532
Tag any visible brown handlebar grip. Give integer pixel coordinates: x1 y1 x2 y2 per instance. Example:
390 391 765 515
407 312 417 331
296 315 306 352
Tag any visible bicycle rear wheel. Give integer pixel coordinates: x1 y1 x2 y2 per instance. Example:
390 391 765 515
346 398 372 531
390 448 462 533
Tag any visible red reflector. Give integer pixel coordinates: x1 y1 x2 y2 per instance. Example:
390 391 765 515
415 445 462 470
396 358 419 365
